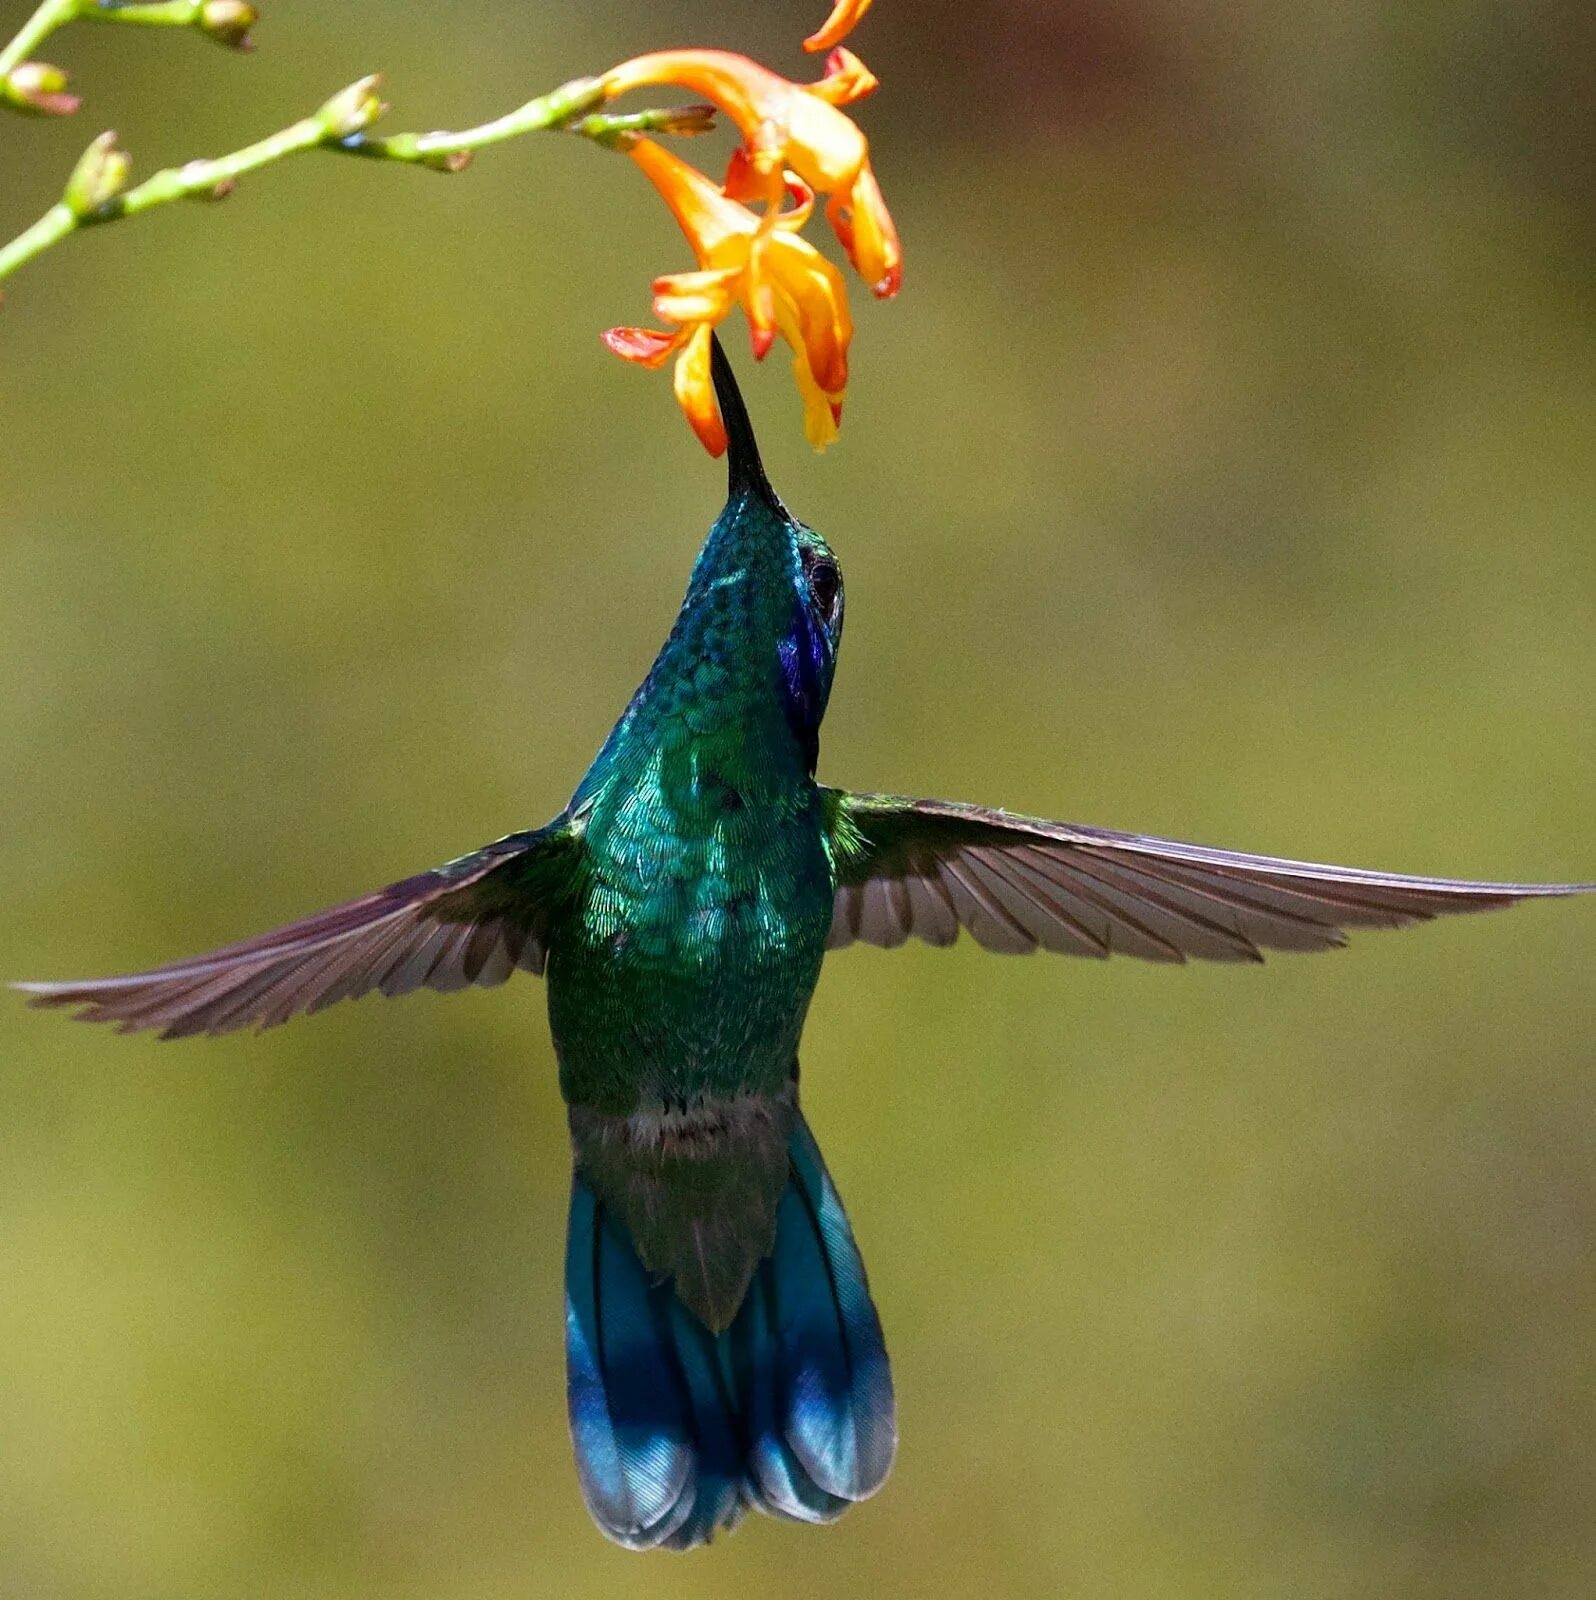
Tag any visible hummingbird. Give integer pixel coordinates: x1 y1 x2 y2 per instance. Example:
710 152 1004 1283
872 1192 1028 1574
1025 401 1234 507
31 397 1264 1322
18 338 1591 1550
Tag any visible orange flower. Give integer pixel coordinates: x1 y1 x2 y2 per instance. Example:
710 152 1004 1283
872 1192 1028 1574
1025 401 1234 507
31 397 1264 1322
604 139 852 454
601 48 901 298
804 0 874 54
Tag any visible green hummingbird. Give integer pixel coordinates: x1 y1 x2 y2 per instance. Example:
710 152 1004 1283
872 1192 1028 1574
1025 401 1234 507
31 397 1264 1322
18 338 1590 1550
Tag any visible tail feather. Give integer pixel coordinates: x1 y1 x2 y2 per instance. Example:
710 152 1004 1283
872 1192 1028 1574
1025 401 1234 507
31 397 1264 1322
749 1118 896 1505
564 1112 895 1550
564 1183 698 1548
656 1300 747 1550
742 1269 855 1523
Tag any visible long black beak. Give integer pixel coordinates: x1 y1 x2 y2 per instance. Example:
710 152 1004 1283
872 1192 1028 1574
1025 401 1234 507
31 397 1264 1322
709 333 778 506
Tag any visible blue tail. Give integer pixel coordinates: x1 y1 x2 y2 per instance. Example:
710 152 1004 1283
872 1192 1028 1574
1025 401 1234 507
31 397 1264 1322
564 1113 896 1550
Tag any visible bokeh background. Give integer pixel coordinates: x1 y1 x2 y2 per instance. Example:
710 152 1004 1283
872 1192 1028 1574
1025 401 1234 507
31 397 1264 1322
2 2 1593 1596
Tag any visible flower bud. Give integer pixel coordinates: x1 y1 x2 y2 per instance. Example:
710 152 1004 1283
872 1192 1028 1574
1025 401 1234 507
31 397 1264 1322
410 139 472 173
654 103 717 138
3 60 80 117
64 131 132 217
198 1 258 51
180 160 235 201
317 75 386 139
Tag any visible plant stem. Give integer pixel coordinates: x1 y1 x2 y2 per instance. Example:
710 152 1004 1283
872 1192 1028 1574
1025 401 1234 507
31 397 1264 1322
78 2 215 25
0 74 711 293
336 75 606 166
113 106 343 212
0 203 74 279
3 0 257 115
0 0 79 80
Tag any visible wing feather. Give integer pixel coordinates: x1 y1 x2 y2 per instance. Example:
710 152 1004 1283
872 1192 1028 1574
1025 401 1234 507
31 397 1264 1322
826 791 1590 963
16 827 572 1037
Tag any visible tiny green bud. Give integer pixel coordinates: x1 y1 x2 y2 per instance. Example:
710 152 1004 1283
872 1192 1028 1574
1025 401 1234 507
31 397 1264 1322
180 160 235 201
198 0 258 51
3 60 80 117
411 138 472 173
64 131 132 217
317 75 386 139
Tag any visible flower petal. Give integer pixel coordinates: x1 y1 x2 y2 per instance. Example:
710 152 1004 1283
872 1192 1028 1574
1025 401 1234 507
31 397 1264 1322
746 290 778 360
792 343 842 449
605 49 869 198
803 0 874 54
602 326 683 368
651 266 740 326
722 144 764 203
725 149 817 232
764 234 852 396
827 166 901 297
808 47 879 107
783 90 869 192
775 173 817 232
673 324 728 456
760 247 848 452
628 137 758 261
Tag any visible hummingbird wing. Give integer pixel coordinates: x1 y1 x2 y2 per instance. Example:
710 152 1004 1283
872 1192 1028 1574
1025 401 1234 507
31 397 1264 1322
15 825 576 1038
824 791 1591 962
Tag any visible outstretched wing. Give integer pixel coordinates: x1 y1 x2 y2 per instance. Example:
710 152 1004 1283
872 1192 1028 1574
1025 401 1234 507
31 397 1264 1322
16 825 577 1038
825 791 1591 963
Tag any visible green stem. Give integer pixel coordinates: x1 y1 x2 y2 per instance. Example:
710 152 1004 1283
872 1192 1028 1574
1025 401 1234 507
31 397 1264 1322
0 202 74 279
0 74 712 293
109 107 331 214
563 103 717 149
3 0 256 114
0 0 79 79
1 0 232 79
335 75 606 167
78 2 214 24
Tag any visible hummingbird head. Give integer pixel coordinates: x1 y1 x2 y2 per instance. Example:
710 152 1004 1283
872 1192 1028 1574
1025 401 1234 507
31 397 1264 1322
578 338 844 805
671 337 844 775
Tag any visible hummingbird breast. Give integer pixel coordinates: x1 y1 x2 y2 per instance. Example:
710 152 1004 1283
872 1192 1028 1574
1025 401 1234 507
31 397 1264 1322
545 742 834 1326
546 752 834 1115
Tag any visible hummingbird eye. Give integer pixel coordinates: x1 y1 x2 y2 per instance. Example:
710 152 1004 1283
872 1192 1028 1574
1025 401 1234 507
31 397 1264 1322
803 554 841 622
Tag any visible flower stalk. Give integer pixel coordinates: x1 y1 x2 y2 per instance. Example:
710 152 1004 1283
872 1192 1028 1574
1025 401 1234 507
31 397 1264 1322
0 70 707 291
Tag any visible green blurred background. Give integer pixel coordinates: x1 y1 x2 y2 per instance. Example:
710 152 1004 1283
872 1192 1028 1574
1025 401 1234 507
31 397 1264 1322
2 3 1593 1596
